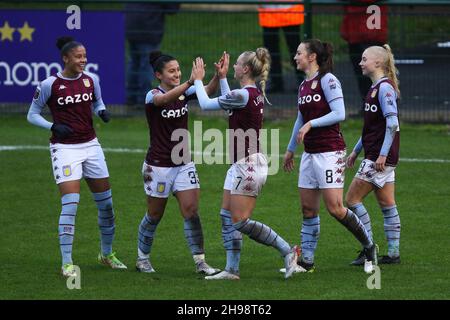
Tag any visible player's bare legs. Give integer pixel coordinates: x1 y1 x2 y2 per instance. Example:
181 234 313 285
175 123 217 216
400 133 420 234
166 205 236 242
175 188 200 220
221 189 231 211
346 178 374 207
85 177 110 193
86 177 127 269
175 189 220 275
146 196 168 221
229 194 256 223
374 183 396 207
322 188 347 219
299 188 321 218
58 180 81 196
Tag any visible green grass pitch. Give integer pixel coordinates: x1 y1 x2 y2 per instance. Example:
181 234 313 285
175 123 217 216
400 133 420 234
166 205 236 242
0 114 449 300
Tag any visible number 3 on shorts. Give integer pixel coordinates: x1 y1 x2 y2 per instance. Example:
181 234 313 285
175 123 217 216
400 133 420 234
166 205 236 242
188 171 199 184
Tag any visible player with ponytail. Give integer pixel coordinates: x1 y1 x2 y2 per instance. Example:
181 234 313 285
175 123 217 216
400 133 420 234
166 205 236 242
283 39 377 274
135 50 220 276
27 36 126 277
191 48 300 280
346 44 401 266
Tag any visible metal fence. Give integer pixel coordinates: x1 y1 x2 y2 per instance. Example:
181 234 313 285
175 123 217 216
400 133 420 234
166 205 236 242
1 0 450 122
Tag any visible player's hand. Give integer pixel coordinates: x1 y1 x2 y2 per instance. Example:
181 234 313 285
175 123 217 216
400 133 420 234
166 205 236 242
375 155 387 172
215 51 229 79
296 121 312 144
187 66 195 85
192 57 206 81
283 150 295 172
98 109 111 123
51 123 73 139
346 151 358 168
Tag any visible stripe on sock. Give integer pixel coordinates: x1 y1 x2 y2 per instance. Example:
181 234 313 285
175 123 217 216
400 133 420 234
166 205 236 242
59 193 79 265
93 189 115 256
234 218 290 256
138 214 160 256
301 216 320 263
221 209 242 273
349 203 373 241
184 216 204 255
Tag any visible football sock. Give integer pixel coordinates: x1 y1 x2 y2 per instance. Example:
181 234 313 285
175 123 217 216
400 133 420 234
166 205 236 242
93 189 115 256
220 208 242 274
337 209 373 249
301 216 320 264
59 193 79 265
233 218 291 256
137 213 160 260
184 216 205 256
382 205 401 257
349 203 373 241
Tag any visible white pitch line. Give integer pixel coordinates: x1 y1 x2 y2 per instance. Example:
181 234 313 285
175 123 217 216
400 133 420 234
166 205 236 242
1 145 450 164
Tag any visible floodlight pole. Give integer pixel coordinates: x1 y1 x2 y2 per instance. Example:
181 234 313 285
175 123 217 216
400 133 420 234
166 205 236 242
303 0 312 40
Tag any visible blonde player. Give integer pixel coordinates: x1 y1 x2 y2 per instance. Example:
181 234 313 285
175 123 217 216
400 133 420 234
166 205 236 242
346 45 401 266
191 49 299 280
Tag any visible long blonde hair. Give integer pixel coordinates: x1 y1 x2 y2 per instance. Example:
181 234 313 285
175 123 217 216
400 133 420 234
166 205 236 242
369 44 401 97
241 47 271 103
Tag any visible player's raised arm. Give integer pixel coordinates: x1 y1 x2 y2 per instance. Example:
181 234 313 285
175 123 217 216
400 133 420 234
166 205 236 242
193 56 251 112
215 51 231 95
203 59 219 96
193 57 221 110
136 50 219 276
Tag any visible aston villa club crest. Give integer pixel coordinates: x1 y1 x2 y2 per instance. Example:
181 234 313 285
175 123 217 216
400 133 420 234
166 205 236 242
83 79 91 88
371 88 378 98
62 165 72 177
311 80 318 90
157 182 166 193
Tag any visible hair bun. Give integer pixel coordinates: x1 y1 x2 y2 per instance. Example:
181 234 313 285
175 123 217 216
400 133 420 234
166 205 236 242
56 36 75 50
149 51 163 66
255 47 271 63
